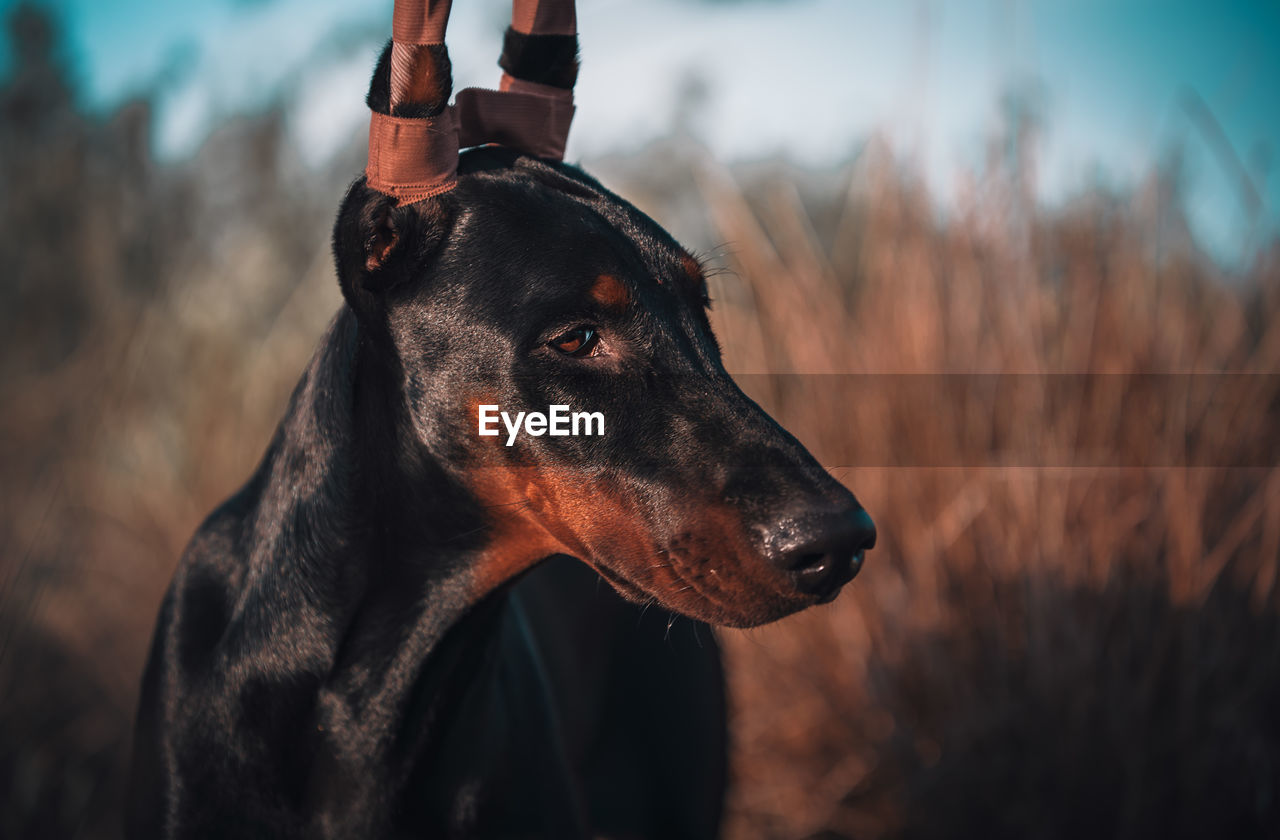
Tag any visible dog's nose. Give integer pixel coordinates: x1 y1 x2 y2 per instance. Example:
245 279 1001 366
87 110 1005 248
765 508 876 601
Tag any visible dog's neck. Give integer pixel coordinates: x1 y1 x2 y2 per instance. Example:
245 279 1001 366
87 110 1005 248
235 306 550 831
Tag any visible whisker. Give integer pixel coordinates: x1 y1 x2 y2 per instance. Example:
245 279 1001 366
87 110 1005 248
439 523 492 544
482 497 531 510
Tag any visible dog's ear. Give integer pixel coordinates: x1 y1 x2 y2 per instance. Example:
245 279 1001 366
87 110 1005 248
335 37 456 317
332 181 453 314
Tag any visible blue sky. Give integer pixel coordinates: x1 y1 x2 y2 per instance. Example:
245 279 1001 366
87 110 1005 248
4 0 1278 265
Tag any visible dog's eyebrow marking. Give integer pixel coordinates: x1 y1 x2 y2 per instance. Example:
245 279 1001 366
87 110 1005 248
589 273 630 308
680 252 704 285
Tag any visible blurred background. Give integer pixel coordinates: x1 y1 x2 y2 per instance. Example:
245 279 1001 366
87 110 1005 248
2 1 1278 837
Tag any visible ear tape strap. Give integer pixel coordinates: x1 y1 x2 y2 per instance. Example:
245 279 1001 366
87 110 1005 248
510 0 576 36
367 0 578 205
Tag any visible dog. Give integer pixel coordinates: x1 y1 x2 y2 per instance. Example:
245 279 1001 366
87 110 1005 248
128 3 874 837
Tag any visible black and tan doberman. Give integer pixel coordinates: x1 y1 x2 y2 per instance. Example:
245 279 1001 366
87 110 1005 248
128 1 874 837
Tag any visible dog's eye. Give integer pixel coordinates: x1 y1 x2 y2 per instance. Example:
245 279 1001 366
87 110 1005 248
549 326 600 358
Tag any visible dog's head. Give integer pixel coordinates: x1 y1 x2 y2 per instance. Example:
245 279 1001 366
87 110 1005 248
333 12 872 628
333 148 874 628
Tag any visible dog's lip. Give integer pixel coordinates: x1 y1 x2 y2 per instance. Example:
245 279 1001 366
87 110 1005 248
596 541 861 626
648 548 784 624
588 556 653 602
665 549 852 621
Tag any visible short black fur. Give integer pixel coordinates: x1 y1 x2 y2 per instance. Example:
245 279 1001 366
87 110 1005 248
498 29 580 89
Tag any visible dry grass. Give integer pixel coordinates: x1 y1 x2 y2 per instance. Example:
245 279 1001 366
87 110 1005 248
693 144 1280 838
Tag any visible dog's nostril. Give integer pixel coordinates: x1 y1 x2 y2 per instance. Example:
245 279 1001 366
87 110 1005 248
787 550 851 599
791 552 826 571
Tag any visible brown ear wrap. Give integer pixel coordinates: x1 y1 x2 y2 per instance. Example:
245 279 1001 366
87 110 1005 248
392 0 453 43
366 78 574 205
456 77 574 161
511 0 577 36
366 0 578 206
366 110 460 203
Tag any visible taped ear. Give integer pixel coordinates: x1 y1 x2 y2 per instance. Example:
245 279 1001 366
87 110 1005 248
332 180 451 311
364 0 579 205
